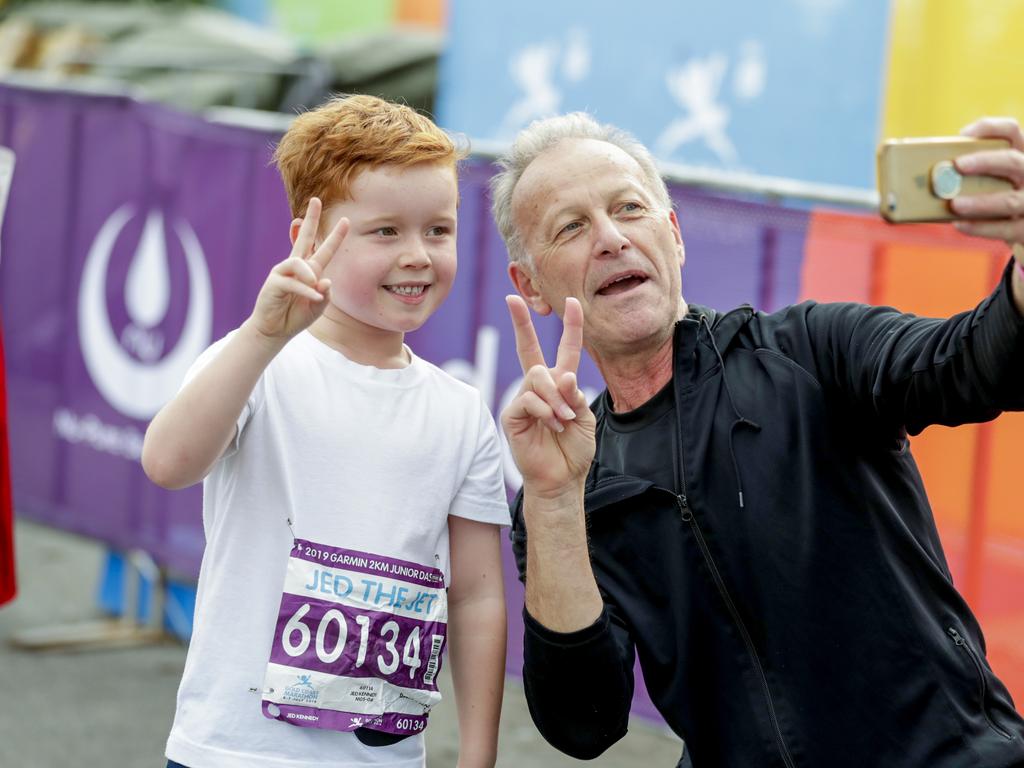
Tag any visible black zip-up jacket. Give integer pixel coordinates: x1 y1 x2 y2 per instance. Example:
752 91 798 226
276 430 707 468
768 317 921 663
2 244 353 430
511 263 1024 767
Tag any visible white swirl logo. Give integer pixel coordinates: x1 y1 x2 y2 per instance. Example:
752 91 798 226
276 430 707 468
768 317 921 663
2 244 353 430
78 205 212 420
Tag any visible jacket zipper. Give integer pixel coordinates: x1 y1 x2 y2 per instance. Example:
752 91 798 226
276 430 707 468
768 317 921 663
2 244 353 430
674 320 796 768
947 627 1014 740
677 493 798 768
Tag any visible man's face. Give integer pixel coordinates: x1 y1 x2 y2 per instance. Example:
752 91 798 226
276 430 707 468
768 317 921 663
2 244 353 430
509 138 685 357
317 162 458 336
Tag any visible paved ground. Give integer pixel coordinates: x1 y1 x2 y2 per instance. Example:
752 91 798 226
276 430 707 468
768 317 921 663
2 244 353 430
0 519 683 767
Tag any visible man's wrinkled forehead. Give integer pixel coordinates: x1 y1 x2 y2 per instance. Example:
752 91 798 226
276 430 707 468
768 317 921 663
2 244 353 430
511 138 652 228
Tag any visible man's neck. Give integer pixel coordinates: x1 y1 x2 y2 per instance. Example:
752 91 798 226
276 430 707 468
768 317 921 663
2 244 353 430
591 310 690 414
591 301 689 413
595 335 675 413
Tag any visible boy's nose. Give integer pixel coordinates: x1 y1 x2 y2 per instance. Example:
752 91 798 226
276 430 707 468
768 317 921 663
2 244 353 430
399 239 432 268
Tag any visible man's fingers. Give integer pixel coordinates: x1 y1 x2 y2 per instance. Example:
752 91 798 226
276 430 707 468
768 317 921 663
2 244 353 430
960 117 1024 151
954 217 1024 244
505 391 564 434
310 216 349 271
293 197 322 259
951 188 1024 221
554 297 584 374
524 364 576 422
557 371 588 411
954 148 1024 187
507 295 547 373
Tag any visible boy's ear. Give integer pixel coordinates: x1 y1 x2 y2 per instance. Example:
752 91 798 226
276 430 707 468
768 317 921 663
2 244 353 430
288 218 303 247
508 261 553 316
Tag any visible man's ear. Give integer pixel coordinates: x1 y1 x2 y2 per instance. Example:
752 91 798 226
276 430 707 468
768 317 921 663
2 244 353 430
288 218 303 247
668 209 686 267
508 261 553 316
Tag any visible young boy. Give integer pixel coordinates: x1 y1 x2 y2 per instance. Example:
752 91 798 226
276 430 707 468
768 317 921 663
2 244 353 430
142 95 509 768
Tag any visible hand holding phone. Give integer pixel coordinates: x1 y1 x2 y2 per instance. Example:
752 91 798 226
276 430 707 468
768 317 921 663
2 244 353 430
877 137 1013 223
949 118 1024 252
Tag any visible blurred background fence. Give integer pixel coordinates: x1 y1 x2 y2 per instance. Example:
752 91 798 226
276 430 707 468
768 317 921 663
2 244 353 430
0 0 1023 730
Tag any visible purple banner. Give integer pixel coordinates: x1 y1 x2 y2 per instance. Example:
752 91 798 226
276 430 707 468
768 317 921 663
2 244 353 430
0 81 812 726
0 82 289 577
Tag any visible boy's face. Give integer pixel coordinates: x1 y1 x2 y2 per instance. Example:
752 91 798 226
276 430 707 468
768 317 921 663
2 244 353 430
318 162 458 336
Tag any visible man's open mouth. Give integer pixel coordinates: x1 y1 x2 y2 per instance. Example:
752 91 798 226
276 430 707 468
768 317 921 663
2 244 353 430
596 272 648 296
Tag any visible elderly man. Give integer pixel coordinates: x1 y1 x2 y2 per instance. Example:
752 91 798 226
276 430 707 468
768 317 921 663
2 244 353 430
493 114 1024 767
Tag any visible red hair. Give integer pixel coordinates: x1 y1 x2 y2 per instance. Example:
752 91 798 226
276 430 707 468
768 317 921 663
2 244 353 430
273 94 462 218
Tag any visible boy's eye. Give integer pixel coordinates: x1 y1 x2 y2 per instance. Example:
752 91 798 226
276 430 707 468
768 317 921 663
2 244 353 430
427 226 450 237
375 227 398 237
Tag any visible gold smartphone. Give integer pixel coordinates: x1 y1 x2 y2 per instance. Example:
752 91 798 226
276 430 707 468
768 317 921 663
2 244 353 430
876 137 1013 223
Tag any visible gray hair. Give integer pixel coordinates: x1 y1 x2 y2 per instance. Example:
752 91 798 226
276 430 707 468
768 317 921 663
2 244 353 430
489 112 672 265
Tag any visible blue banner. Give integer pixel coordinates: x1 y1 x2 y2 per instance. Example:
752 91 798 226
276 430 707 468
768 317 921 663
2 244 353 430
438 0 890 187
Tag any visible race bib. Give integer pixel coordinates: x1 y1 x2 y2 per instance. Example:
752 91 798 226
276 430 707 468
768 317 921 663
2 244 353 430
262 539 447 736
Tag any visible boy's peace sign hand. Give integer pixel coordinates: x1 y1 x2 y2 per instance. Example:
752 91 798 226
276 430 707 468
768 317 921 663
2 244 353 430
249 197 348 341
501 296 596 500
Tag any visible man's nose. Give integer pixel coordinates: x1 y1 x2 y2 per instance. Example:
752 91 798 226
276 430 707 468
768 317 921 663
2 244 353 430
592 215 629 257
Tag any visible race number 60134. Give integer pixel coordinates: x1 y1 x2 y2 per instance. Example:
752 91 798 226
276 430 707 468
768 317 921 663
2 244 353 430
281 603 443 684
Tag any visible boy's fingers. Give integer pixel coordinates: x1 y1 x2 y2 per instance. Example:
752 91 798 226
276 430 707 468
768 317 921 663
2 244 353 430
269 274 325 303
274 256 319 285
507 295 547 373
554 297 584 375
311 216 349 271
293 197 322 259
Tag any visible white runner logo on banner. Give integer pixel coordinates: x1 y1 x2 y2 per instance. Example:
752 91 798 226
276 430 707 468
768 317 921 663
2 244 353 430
78 205 212 420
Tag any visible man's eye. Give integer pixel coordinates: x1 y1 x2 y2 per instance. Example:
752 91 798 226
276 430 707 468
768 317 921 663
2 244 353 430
559 221 582 236
620 202 642 213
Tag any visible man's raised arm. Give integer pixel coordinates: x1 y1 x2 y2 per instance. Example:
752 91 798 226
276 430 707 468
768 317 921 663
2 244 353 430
501 296 635 757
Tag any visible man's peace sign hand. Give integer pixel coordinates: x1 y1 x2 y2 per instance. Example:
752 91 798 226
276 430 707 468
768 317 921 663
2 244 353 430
501 296 596 500
249 197 348 341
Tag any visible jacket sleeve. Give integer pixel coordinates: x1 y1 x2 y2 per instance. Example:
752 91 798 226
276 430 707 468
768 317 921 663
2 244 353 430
510 490 636 759
522 604 636 759
804 259 1024 435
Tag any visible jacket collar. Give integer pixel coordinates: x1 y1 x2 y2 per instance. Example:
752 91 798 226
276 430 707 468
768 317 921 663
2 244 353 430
680 303 754 354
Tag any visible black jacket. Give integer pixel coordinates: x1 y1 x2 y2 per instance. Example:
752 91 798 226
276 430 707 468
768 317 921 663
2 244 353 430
512 263 1024 767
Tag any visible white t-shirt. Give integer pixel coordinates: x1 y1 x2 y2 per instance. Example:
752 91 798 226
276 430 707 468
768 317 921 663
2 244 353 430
165 330 509 768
